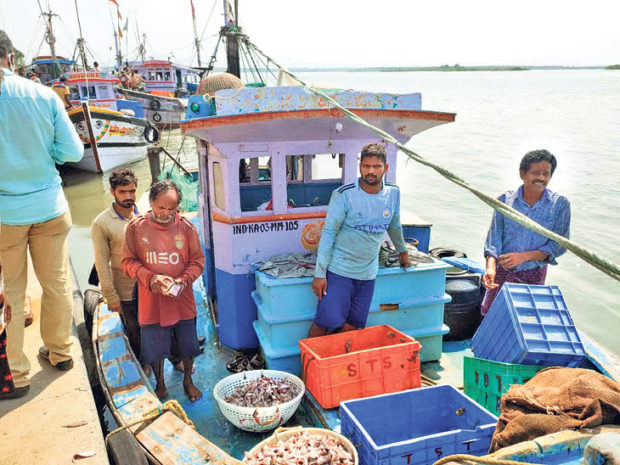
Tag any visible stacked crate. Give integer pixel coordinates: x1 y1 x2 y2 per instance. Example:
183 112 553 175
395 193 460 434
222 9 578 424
252 260 451 375
466 283 586 415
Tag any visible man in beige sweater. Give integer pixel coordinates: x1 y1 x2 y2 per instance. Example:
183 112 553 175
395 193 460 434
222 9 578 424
91 169 142 356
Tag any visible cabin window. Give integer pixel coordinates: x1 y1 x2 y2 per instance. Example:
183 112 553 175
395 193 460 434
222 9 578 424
147 71 155 81
81 85 96 99
156 71 163 80
164 71 171 81
285 154 343 208
69 86 80 101
212 162 226 211
98 85 110 99
239 156 272 212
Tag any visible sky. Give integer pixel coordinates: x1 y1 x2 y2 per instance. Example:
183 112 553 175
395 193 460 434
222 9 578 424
0 0 618 69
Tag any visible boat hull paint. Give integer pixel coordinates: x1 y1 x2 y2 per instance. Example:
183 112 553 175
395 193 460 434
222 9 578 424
116 88 186 129
68 108 150 172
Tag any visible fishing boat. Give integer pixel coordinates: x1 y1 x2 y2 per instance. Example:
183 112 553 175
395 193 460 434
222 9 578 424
86 4 620 465
64 71 158 173
115 60 199 130
30 55 75 84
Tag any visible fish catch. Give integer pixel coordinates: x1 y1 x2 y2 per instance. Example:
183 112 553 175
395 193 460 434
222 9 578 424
225 375 299 408
243 431 355 465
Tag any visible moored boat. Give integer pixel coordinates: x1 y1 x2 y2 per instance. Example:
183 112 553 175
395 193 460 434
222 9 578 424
65 71 158 173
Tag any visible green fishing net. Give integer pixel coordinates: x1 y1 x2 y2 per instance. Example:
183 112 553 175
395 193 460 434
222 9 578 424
158 166 199 212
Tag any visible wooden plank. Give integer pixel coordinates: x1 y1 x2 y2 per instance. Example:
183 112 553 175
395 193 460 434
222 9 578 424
116 392 162 433
136 412 243 465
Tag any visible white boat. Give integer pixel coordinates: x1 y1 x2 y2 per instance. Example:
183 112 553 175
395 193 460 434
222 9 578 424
64 72 158 173
115 86 187 130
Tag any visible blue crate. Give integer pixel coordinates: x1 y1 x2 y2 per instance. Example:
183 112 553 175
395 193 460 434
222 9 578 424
472 284 585 367
340 385 497 465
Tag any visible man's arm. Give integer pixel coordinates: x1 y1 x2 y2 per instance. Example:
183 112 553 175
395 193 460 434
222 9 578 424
91 221 121 310
50 93 84 164
176 223 205 286
482 198 505 289
121 223 156 289
386 189 410 269
537 198 571 263
313 191 346 299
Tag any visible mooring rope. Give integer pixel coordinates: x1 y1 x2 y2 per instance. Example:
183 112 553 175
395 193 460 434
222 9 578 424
432 454 542 465
241 39 620 282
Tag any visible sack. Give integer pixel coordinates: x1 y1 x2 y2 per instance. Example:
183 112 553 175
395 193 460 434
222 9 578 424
88 264 99 286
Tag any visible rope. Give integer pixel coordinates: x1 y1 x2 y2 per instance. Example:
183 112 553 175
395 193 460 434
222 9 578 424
104 399 194 448
243 39 620 283
432 454 542 465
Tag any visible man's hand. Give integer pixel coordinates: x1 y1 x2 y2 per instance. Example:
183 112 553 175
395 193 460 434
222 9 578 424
108 301 121 313
399 251 411 270
498 252 528 270
312 277 327 300
482 257 499 290
150 274 174 295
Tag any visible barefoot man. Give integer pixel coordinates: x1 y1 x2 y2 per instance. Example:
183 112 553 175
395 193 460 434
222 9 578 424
122 181 204 401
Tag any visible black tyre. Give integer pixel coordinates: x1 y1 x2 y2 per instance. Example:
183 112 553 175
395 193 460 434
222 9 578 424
149 98 161 111
152 112 162 123
83 289 102 336
107 429 148 465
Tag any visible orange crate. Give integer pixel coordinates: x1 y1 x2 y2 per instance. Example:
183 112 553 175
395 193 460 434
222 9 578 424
298 325 421 409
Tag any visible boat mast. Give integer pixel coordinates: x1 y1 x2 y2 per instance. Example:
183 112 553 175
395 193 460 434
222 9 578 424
39 4 61 78
222 0 240 77
191 0 202 66
73 0 88 70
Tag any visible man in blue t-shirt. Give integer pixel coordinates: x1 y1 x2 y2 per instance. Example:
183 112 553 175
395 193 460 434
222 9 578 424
308 143 410 338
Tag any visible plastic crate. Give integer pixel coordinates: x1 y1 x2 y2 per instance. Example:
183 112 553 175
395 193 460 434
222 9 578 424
463 356 546 416
298 325 421 409
340 385 498 465
472 284 586 367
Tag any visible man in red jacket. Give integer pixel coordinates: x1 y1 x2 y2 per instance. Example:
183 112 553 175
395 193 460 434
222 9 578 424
122 181 204 401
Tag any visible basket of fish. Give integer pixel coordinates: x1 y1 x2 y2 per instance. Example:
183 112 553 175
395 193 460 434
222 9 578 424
243 426 358 465
213 369 305 433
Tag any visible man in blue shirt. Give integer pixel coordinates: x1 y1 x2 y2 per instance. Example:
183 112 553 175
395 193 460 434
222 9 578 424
0 30 83 392
481 149 571 315
308 143 410 338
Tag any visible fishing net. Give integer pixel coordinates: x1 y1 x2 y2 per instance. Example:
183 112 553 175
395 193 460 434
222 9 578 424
198 72 244 95
158 166 199 212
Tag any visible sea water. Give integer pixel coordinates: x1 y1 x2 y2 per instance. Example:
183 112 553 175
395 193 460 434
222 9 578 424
63 69 620 355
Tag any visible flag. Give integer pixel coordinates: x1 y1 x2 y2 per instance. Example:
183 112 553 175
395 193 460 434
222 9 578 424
225 1 234 21
108 0 119 6
123 18 129 32
117 8 122 20
118 25 123 39
189 0 195 19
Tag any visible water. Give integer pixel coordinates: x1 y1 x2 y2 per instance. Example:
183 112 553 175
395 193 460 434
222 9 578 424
63 69 620 355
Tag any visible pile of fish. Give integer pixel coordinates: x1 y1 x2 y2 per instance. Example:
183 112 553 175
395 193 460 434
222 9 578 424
243 431 355 465
225 376 299 408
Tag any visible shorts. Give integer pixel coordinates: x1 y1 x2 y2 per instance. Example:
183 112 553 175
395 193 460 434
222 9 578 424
140 318 200 365
314 270 376 330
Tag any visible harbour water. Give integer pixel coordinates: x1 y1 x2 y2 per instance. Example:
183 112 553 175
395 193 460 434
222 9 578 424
63 69 620 355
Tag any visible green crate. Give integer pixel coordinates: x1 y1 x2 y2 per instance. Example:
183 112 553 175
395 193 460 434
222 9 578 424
463 355 546 416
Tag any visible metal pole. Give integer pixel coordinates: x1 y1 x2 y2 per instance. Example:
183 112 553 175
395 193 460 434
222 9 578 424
81 102 102 173
191 0 202 66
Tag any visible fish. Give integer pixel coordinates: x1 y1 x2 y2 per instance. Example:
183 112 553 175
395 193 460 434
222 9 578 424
344 338 352 353
224 375 299 408
243 431 355 465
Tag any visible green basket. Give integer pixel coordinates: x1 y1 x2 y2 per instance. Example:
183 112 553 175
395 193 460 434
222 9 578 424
463 355 546 416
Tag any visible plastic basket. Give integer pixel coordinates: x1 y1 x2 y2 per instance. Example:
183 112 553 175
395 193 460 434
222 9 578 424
472 283 586 367
463 355 546 416
213 369 305 433
244 426 358 464
299 325 421 409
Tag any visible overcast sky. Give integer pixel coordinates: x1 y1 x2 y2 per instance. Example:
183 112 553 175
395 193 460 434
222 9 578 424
1 0 618 69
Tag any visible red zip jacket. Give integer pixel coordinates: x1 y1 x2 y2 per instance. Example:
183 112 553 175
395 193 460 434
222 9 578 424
122 212 204 326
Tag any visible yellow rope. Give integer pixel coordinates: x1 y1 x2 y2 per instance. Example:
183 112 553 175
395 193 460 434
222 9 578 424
104 399 194 448
432 454 541 465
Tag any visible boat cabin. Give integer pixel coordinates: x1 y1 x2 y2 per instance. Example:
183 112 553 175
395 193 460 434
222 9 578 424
65 72 119 110
31 55 75 84
130 60 200 95
181 86 455 351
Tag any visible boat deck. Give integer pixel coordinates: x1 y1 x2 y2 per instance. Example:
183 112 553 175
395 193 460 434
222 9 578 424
0 256 109 465
155 284 476 460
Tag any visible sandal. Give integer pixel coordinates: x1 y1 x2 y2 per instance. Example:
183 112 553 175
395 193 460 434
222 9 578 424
0 385 30 401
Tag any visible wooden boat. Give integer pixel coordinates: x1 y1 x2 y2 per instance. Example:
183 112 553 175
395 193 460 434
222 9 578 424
115 85 187 130
88 4 620 465
64 72 157 173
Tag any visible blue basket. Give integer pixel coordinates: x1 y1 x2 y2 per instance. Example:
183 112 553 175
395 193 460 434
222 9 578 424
472 283 585 367
340 385 497 465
